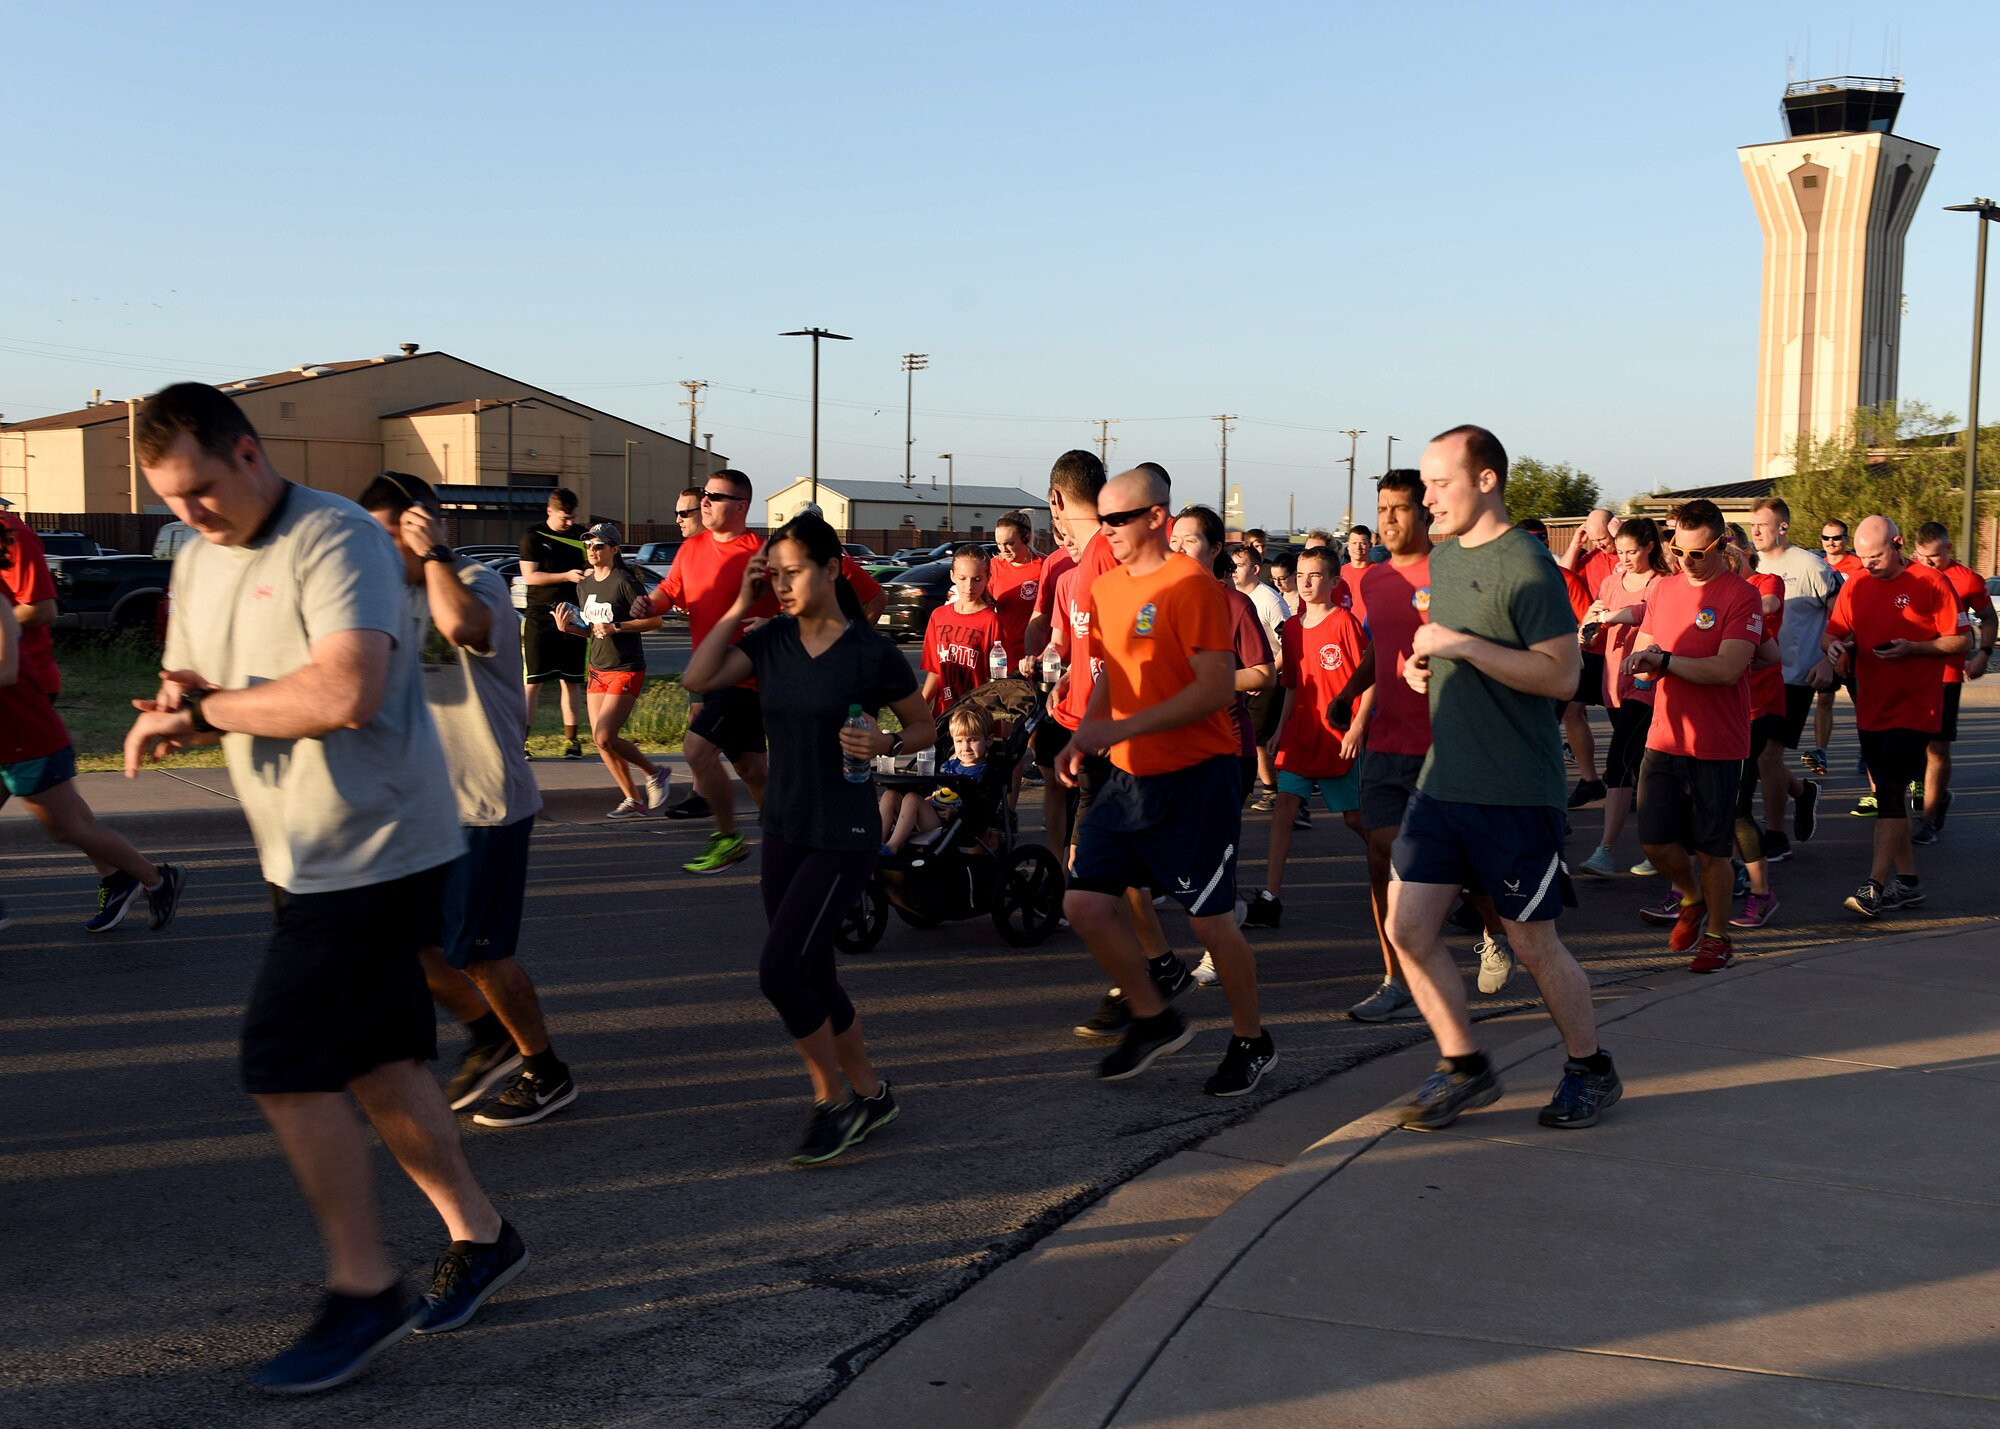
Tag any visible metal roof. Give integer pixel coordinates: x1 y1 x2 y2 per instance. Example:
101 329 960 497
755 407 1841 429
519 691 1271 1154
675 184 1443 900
794 479 1045 508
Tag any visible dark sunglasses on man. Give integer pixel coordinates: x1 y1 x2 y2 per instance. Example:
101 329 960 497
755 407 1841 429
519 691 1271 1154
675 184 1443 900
1097 503 1161 528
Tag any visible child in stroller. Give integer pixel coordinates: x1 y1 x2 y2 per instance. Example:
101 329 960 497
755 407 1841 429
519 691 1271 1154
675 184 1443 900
881 703 996 856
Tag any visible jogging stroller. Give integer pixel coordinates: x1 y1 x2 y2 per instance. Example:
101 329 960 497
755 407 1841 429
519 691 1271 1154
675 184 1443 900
833 676 1066 952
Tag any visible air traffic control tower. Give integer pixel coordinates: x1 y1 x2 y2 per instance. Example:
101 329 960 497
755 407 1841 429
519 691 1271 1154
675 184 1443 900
1740 78 1936 481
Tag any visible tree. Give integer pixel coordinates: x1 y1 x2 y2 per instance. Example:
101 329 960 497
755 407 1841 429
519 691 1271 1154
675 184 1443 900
1503 456 1601 522
1774 400 1998 547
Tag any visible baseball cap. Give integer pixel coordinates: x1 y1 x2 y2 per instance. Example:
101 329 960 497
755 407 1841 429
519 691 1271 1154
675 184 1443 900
582 521 622 546
0 495 14 508
1517 517 1549 543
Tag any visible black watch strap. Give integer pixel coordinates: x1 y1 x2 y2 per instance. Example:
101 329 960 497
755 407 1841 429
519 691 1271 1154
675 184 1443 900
184 689 217 734
421 544 453 564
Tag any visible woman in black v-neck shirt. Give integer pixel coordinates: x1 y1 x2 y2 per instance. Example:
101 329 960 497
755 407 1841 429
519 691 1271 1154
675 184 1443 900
555 523 669 818
685 514 934 1166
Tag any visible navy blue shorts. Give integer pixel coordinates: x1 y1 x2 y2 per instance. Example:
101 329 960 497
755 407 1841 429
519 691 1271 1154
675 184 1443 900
1071 755 1241 918
1390 791 1574 923
436 816 534 969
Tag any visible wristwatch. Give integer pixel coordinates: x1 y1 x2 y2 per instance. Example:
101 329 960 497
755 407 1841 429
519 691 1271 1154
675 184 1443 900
1658 651 1674 676
884 731 904 757
184 688 217 734
421 544 453 564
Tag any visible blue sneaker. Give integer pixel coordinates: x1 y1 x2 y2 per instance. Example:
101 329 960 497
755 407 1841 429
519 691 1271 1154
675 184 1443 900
252 1287 419 1394
1538 1056 1623 1129
413 1220 530 1334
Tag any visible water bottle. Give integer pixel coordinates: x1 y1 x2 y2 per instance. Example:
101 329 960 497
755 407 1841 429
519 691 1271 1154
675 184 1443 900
1040 645 1063 690
989 642 1009 684
841 704 873 783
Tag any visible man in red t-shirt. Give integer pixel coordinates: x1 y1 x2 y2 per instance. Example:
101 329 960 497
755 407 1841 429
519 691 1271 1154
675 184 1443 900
1812 516 1967 916
984 513 1043 673
1911 522 1995 839
1627 500 1763 972
1339 526 1372 621
1810 517 1868 766
1524 518 1605 802
0 509 59 696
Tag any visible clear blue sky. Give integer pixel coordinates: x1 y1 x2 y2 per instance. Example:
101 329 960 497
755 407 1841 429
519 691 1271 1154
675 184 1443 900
5 1 1996 525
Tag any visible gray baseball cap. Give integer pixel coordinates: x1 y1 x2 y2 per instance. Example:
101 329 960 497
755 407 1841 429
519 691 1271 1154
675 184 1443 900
582 521 622 546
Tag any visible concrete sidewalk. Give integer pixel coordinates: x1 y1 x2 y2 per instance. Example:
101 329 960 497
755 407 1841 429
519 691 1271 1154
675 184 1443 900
1024 922 2000 1428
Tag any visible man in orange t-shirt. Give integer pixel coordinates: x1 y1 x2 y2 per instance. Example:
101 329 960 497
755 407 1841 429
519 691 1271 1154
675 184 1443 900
1911 522 1995 838
1058 466 1272 1097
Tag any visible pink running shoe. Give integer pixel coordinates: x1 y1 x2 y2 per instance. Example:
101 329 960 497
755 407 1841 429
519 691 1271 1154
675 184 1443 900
1729 891 1780 929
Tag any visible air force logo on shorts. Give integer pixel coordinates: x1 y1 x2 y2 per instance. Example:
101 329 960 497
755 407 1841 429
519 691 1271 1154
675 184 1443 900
1135 602 1157 635
1694 608 1716 630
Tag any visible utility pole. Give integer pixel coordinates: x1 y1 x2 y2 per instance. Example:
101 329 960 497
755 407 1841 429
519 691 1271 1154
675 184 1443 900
780 327 852 507
901 354 928 486
1385 434 1400 477
1213 414 1237 517
1288 491 1295 536
679 380 706 491
1341 429 1367 529
938 453 955 532
1092 417 1119 471
1945 199 1999 561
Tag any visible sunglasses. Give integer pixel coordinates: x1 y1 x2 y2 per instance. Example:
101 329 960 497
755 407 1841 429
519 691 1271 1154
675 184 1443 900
1098 503 1162 528
1669 535 1723 560
1820 535 1845 543
700 491 747 505
586 541 614 550
675 507 700 519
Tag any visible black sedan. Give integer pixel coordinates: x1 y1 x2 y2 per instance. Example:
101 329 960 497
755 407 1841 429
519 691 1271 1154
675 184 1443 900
875 561 953 642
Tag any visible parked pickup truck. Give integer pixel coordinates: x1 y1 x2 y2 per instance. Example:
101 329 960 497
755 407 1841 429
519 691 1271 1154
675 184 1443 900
43 531 174 632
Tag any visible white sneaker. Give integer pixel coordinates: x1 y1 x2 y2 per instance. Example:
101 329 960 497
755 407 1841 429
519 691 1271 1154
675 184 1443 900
1191 951 1220 987
645 771 672 813
607 797 647 820
1629 857 1658 876
1475 934 1515 995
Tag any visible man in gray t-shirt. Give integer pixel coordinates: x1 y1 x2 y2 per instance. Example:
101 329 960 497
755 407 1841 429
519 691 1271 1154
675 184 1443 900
126 385 525 1394
1747 498 1831 846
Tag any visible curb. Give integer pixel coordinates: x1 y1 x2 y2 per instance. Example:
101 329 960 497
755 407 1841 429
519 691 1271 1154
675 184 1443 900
1017 920 1994 1429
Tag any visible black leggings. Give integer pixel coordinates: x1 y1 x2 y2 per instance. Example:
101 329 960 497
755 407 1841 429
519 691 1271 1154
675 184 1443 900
759 828 876 1040
1605 700 1652 790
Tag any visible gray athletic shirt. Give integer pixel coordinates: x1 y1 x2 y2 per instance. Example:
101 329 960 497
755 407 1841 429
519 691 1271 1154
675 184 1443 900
165 484 464 893
420 562 543 828
1756 544 1837 685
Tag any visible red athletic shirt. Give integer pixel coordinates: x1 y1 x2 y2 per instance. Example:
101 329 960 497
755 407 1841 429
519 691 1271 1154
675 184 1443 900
1223 583 1273 759
986 555 1044 664
1034 546 1075 625
1596 568 1656 707
1827 562 1961 734
1830 552 1866 583
1929 560 1992 684
1358 556 1433 756
1640 571 1764 760
1277 606 1369 776
0 514 59 695
1748 570 1785 719
921 601 1001 717
1573 547 1617 652
1558 565 1593 626
0 680 69 765
651 534 880 688
1053 532 1118 730
1338 562 1368 623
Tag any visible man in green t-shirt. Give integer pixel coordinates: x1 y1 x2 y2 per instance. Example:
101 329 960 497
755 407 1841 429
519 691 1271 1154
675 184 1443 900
1387 425 1623 1132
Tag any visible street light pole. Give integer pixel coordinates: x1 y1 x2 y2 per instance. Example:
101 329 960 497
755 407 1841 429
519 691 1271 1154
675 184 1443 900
901 353 927 486
781 327 853 508
623 439 640 531
1341 429 1367 528
938 453 955 532
1385 434 1400 476
679 380 706 491
1945 200 1999 562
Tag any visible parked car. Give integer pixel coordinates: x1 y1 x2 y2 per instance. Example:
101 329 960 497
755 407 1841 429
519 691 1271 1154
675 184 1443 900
454 543 520 563
875 561 953 642
633 541 682 566
841 541 879 561
887 540 992 568
49 545 173 632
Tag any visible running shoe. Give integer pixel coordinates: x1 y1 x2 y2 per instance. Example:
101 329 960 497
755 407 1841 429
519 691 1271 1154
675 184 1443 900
523 743 534 761
1908 779 1925 805
606 797 647 820
1910 816 1938 846
1249 786 1276 813
853 1082 899 1141
1577 845 1618 878
1475 934 1515 994
1668 900 1707 953
1074 989 1132 1041
1849 794 1877 818
562 739 583 761
1802 747 1827 776
1638 890 1683 924
1843 880 1883 918
1203 1031 1278 1097
1629 857 1658 877
792 1096 867 1165
1794 779 1821 842
1731 859 1749 899
1398 1058 1501 1131
251 1288 419 1394
1294 805 1313 831
146 864 185 931
85 871 145 934
413 1221 530 1333
1150 953 1196 1001
1881 877 1926 910
1537 1057 1622 1129
663 792 712 820
1688 934 1735 973
1761 829 1792 864
1562 739 1575 765
1729 892 1779 929
444 1042 522 1111
1348 980 1423 1022
684 831 749 873
1566 778 1607 809
644 770 672 814
1242 890 1284 928
1191 951 1219 987
1097 1008 1193 1082
472 1067 578 1127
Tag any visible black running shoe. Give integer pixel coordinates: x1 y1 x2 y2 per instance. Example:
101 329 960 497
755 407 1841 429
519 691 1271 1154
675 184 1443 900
85 871 144 934
562 739 583 760
854 1081 899 1141
472 1066 577 1127
1074 989 1133 1041
1204 1031 1278 1097
252 1287 419 1394
146 864 185 931
1910 817 1938 846
1242 890 1283 929
1844 880 1883 918
1293 805 1313 830
1150 953 1196 1001
444 1043 522 1112
1881 877 1926 910
792 1096 867 1166
1097 1008 1193 1082
1760 829 1792 864
1537 1057 1623 1129
1566 778 1607 809
1398 1059 1502 1131
663 792 712 820
1793 779 1820 842
413 1220 530 1333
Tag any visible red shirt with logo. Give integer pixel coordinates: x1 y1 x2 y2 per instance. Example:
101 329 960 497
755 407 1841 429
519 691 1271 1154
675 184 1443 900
1053 532 1118 731
0 513 59 695
1276 605 1369 776
985 555 1044 664
1748 570 1786 719
1086 553 1238 776
1929 560 1992 684
651 533 880 688
1596 568 1656 707
921 601 1001 717
1827 562 1961 733
1359 556 1433 756
1574 546 1617 651
1640 570 1764 759
1338 562 1368 624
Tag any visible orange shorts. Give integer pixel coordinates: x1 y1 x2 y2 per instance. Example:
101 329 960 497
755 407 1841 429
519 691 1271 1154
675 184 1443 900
587 669 644 697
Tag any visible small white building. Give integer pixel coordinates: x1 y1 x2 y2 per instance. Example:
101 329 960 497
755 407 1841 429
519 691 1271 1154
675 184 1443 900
765 477 1050 543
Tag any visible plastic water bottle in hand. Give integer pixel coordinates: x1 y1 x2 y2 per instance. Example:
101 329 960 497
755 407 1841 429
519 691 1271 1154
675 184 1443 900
842 705 874 784
989 643 1009 684
1040 645 1063 690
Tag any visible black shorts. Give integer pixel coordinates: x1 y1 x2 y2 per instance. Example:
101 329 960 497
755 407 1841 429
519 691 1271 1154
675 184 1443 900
688 686 767 761
1604 701 1653 790
242 863 452 1094
1359 749 1425 832
1636 750 1739 859
1859 727 1929 816
1570 652 1606 707
1246 686 1284 745
1937 684 1962 743
436 816 534 970
1070 755 1240 918
1778 683 1815 749
1034 712 1072 768
1390 792 1573 923
1075 751 1116 823
1749 713 1787 754
521 608 586 685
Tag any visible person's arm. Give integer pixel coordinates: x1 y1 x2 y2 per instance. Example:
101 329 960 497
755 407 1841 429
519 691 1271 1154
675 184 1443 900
1235 659 1273 695
841 690 936 766
1024 610 1050 660
1968 604 1997 679
1628 637 1755 687
1751 637 1782 670
400 507 493 652
0 600 19 687
1876 632 1971 660
1411 623 1580 700
682 552 761 694
919 671 942 703
1340 685 1376 760
519 560 585 589
12 598 53 630
1760 592 1783 617
1072 647 1234 753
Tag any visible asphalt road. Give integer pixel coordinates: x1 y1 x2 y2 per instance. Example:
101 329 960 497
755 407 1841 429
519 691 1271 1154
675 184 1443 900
2 708 1994 1427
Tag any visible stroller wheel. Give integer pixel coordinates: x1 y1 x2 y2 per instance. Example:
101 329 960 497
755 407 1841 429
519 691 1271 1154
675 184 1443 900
834 876 889 954
992 844 1065 947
